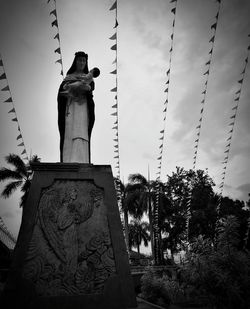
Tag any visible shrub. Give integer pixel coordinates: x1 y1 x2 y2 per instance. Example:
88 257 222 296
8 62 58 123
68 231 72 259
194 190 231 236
181 216 250 309
140 268 171 307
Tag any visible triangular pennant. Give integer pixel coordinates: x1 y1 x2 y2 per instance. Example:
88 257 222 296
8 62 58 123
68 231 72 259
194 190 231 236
166 69 170 75
21 149 26 155
201 99 205 103
195 139 199 142
159 136 164 140
109 1 117 11
16 134 22 140
157 156 162 160
165 79 169 85
109 33 117 40
18 142 24 147
4 97 13 103
112 103 117 108
51 19 58 28
245 57 248 63
171 7 176 14
228 129 233 133
202 90 206 95
55 59 62 64
230 114 236 119
1 85 10 91
160 130 164 134
209 48 213 54
60 70 63 76
205 60 211 66
169 47 173 53
114 145 119 149
235 89 241 94
113 138 118 142
112 58 117 64
229 122 234 126
111 87 117 92
164 88 168 93
211 22 217 30
111 112 118 116
226 143 231 148
8 108 15 113
238 78 243 84
114 19 118 28
54 33 60 40
234 97 240 101
114 155 119 159
203 70 209 75
215 12 219 20
110 69 117 74
54 47 61 54
111 44 117 50
232 106 237 110
227 136 232 141
50 9 57 17
0 73 7 80
112 125 118 130
170 33 174 40
200 108 204 113
12 117 18 122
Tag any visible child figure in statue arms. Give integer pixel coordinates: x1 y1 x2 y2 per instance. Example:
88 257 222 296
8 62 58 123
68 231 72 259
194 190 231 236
61 67 100 100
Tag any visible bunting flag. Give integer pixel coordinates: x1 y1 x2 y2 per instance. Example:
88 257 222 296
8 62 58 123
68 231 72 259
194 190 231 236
0 55 28 160
192 0 222 171
216 33 250 213
187 0 222 244
109 1 120 181
153 0 178 261
46 0 64 77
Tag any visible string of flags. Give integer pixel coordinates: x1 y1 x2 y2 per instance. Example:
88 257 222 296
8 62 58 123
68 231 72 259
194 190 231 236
109 1 124 219
109 0 120 181
216 33 250 214
154 0 178 264
0 55 28 162
47 0 64 77
192 0 222 170
186 0 222 243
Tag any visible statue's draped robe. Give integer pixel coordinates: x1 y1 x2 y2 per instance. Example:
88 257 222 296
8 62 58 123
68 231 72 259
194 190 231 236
57 73 95 163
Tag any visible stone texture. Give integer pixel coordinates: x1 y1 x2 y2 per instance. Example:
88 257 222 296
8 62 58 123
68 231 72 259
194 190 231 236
1 163 137 309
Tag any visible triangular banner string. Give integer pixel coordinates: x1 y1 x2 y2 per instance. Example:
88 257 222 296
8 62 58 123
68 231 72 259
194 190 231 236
192 0 221 171
154 0 178 262
109 1 120 181
0 54 28 160
217 33 250 212
46 0 64 77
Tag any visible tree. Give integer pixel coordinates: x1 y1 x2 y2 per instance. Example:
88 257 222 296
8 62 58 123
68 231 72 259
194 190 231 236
128 219 150 258
0 153 40 207
162 167 216 254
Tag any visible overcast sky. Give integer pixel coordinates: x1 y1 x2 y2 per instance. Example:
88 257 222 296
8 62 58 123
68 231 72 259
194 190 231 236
0 0 250 240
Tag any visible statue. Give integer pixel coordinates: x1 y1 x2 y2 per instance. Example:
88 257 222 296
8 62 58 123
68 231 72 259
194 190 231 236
57 52 100 163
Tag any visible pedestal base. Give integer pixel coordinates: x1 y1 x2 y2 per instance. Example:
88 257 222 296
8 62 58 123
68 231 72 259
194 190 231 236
2 163 137 309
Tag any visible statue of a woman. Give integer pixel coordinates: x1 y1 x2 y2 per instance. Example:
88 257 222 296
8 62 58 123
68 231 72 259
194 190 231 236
57 52 99 163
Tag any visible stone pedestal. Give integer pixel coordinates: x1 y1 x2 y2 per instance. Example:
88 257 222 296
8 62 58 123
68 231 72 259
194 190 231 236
2 163 137 309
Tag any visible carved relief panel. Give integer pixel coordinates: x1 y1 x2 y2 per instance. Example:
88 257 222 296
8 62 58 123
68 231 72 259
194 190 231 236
22 180 116 296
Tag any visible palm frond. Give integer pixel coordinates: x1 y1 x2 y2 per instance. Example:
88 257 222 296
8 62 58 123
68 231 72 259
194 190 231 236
1 180 23 198
5 153 28 178
21 179 31 193
0 168 22 182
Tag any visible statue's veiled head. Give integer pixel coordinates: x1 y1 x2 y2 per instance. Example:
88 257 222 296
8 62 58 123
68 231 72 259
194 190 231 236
67 51 89 75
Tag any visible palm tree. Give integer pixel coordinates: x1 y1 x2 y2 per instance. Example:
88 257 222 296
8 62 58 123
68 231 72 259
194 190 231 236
0 153 40 207
128 219 150 258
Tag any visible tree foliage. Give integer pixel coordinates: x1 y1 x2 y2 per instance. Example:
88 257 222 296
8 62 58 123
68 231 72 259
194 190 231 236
0 153 40 207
